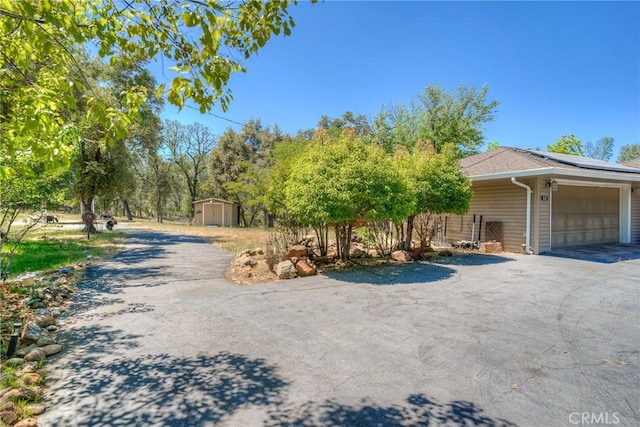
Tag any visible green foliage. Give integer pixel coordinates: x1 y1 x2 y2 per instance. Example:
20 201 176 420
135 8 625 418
547 134 584 156
374 84 499 156
485 141 500 151
4 231 124 277
617 143 640 163
0 0 304 176
584 137 614 161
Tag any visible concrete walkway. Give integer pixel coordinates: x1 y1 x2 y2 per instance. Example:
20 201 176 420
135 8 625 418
40 229 640 426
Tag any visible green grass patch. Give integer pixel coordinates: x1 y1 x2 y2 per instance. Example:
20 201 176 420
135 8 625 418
3 230 125 277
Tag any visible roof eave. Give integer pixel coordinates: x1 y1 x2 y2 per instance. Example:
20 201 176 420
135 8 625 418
469 167 640 182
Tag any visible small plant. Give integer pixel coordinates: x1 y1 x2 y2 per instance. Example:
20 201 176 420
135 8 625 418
0 366 18 389
13 398 34 420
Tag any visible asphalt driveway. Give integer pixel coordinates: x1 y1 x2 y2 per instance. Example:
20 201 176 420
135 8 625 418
40 229 640 426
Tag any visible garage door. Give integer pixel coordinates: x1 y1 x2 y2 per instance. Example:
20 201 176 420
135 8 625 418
552 185 619 248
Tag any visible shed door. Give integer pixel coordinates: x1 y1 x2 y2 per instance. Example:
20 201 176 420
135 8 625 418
552 185 619 248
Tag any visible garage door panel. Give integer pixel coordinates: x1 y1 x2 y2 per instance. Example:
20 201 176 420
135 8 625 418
552 186 619 248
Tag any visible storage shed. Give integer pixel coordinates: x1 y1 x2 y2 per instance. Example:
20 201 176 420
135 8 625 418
192 198 240 226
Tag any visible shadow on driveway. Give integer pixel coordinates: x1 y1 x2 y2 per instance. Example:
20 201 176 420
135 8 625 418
324 262 456 285
47 324 516 426
542 243 640 264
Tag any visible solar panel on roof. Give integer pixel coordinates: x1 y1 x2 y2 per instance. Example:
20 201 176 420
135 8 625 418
526 150 640 174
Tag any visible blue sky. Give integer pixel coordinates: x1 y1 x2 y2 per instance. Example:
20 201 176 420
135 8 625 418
158 1 639 157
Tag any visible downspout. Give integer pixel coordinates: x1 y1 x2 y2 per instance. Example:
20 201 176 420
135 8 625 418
511 177 534 254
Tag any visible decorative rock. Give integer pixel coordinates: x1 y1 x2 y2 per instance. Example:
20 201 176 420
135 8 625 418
51 308 63 318
15 417 39 427
295 260 317 277
23 348 47 362
21 362 39 374
41 344 62 356
26 298 46 309
5 358 24 366
250 247 264 256
59 267 70 275
237 254 257 267
34 308 51 316
0 401 18 425
27 403 46 415
391 250 413 263
350 246 367 259
21 322 49 345
33 314 57 328
36 335 57 347
275 260 297 279
2 388 36 402
21 373 41 386
46 325 58 332
283 245 308 260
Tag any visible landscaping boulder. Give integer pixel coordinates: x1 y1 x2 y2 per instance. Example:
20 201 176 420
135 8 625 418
21 322 49 345
350 245 367 259
236 254 258 267
0 401 18 425
41 344 62 356
276 261 297 279
295 259 317 277
23 348 47 363
33 314 56 329
391 250 413 263
284 245 308 260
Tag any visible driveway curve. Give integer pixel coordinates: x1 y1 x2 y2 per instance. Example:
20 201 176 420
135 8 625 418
40 229 639 426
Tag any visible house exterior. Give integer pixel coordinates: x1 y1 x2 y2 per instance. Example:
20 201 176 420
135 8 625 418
445 148 640 254
192 198 240 226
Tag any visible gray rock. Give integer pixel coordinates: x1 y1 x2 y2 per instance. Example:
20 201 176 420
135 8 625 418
34 308 51 316
237 254 257 267
46 325 58 332
276 260 297 279
51 308 63 318
23 348 46 362
4 358 24 366
36 335 57 346
21 322 49 345
33 314 56 328
21 362 38 373
15 344 37 358
350 246 367 259
41 344 62 356
27 403 46 415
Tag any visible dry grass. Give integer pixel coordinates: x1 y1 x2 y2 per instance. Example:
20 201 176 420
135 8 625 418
125 221 271 254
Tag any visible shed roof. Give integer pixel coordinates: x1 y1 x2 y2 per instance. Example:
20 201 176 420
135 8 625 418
192 197 239 205
460 147 640 182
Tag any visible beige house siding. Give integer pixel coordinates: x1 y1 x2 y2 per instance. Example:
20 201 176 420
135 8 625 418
535 177 552 253
193 199 239 226
445 179 532 253
631 189 640 244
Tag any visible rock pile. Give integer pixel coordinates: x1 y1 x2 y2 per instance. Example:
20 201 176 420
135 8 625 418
0 266 78 426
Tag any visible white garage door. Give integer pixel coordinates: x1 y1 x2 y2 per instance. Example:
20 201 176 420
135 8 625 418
552 185 619 248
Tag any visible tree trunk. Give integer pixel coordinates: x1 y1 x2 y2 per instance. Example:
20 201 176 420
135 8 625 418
404 214 416 251
122 199 133 221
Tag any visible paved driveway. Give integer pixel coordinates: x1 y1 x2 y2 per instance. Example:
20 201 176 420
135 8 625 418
40 230 639 426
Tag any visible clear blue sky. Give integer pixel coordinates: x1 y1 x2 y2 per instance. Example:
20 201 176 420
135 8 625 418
158 1 640 156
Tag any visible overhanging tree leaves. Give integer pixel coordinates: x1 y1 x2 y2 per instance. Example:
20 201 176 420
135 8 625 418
0 0 307 175
547 134 584 156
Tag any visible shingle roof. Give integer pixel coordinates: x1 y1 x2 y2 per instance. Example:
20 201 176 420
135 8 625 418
622 157 640 168
460 147 640 178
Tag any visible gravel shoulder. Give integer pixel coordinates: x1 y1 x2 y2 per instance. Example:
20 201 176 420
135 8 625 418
39 229 640 426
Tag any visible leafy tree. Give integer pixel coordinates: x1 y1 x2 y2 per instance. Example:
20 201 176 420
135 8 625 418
0 0 307 176
275 130 413 261
617 144 640 163
316 111 373 139
485 141 500 151
547 134 584 156
584 137 614 161
165 121 217 217
399 143 473 251
374 84 499 156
